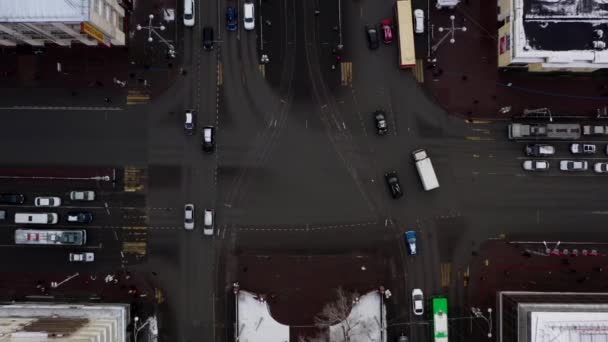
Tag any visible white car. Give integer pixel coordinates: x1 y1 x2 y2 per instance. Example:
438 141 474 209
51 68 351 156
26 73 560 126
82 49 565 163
34 196 61 207
414 9 424 34
412 288 424 315
243 2 255 31
69 190 95 201
560 160 588 171
69 252 94 262
594 162 608 173
522 160 549 171
570 143 596 154
184 204 194 230
183 0 195 27
203 209 214 236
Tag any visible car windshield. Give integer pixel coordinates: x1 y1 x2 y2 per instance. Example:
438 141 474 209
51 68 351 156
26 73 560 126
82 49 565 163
185 14 193 20
245 18 253 23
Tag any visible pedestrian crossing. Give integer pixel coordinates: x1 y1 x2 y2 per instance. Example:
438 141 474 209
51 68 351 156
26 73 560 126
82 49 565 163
124 167 145 192
441 262 451 287
341 61 353 87
258 64 266 78
413 59 424 83
126 89 150 105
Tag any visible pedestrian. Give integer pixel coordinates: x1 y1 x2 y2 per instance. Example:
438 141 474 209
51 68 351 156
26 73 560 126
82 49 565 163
314 9 320 16
104 97 111 103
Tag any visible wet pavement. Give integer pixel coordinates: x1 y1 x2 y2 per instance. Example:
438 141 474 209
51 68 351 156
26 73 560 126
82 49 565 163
421 0 608 119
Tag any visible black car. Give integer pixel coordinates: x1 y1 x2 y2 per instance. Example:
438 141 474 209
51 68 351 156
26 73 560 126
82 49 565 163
365 24 379 50
67 212 93 224
203 26 214 50
0 193 24 204
374 110 388 135
384 171 403 199
226 6 237 31
202 126 215 152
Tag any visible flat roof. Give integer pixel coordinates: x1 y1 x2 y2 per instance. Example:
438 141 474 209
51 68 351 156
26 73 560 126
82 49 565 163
530 311 608 342
511 0 608 66
0 0 90 23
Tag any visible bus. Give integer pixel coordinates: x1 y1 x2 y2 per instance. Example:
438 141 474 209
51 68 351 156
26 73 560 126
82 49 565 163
432 297 449 342
395 0 416 68
15 229 87 246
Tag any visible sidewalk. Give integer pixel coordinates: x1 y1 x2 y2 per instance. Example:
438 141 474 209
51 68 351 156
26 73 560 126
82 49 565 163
421 0 608 119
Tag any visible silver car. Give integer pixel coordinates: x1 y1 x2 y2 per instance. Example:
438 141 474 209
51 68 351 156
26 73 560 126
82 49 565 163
203 209 214 236
412 288 424 316
560 160 588 171
522 160 549 171
70 191 95 201
34 196 61 207
594 162 608 173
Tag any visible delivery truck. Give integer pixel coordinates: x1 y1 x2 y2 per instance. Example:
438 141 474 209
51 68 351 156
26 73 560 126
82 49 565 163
412 149 439 191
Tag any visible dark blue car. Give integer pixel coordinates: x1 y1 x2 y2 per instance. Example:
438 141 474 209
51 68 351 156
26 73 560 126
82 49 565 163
226 6 237 31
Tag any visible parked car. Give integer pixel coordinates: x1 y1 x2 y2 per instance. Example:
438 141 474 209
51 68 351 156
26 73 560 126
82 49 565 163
405 230 417 255
202 126 215 153
203 26 214 50
412 288 424 315
67 212 93 224
374 110 388 135
0 193 24 204
570 143 596 154
522 160 549 171
365 24 379 49
594 162 608 173
380 19 393 43
385 171 403 199
70 190 95 201
243 2 255 31
0 210 5 221
183 0 195 27
34 196 61 207
226 6 237 31
69 252 95 262
560 160 588 171
524 144 555 157
203 208 214 236
414 9 424 34
184 110 195 134
184 204 194 230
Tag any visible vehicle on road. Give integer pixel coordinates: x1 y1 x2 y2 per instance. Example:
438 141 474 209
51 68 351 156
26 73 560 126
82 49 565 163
412 288 424 315
69 252 94 262
35 196 61 207
67 212 93 224
384 171 403 199
412 149 439 191
185 110 194 134
203 209 214 236
405 230 417 255
374 110 388 135
203 26 214 50
397 335 409 342
15 229 86 245
432 297 449 342
380 19 393 43
594 162 608 173
184 204 194 230
226 6 237 31
524 144 555 157
508 123 581 140
243 2 255 31
522 160 549 171
583 125 608 136
560 160 588 171
395 0 416 68
570 143 596 154
202 126 215 152
0 210 5 220
15 213 58 224
414 9 424 34
183 0 195 27
70 190 95 201
0 193 24 204
365 24 379 49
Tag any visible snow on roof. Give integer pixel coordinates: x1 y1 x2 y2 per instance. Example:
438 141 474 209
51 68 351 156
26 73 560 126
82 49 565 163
530 311 608 342
510 0 608 67
237 291 289 342
329 291 387 342
0 0 90 23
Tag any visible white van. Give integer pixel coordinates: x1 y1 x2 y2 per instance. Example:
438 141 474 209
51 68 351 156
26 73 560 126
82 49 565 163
183 0 195 27
243 2 255 31
15 213 58 224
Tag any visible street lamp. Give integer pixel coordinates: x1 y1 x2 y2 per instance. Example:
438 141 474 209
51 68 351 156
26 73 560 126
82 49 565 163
133 316 151 342
431 15 467 53
136 14 175 58
471 307 493 338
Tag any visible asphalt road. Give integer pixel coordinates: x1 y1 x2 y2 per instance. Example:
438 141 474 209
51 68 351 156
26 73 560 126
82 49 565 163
0 0 607 341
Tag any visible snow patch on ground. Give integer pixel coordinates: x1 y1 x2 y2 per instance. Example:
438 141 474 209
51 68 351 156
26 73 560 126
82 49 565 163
237 290 289 342
329 291 386 342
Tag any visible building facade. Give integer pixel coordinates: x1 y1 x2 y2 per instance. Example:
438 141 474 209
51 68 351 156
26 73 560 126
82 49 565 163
497 0 608 71
0 0 126 47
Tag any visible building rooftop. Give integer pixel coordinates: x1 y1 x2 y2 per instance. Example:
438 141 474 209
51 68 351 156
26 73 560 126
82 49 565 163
0 0 89 23
512 0 608 67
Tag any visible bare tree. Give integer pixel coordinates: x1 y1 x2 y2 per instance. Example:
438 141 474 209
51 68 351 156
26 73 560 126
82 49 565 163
316 287 361 342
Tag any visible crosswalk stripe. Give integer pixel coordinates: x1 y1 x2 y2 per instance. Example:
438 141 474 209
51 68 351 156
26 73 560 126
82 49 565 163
413 59 424 83
341 61 353 87
441 263 451 287
258 64 265 78
127 89 150 105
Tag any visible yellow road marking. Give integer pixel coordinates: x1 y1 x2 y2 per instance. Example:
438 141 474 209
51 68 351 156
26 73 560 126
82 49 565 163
218 62 223 86
413 59 424 83
341 61 353 87
465 119 491 124
465 136 495 141
441 263 451 287
126 90 150 105
258 64 265 78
